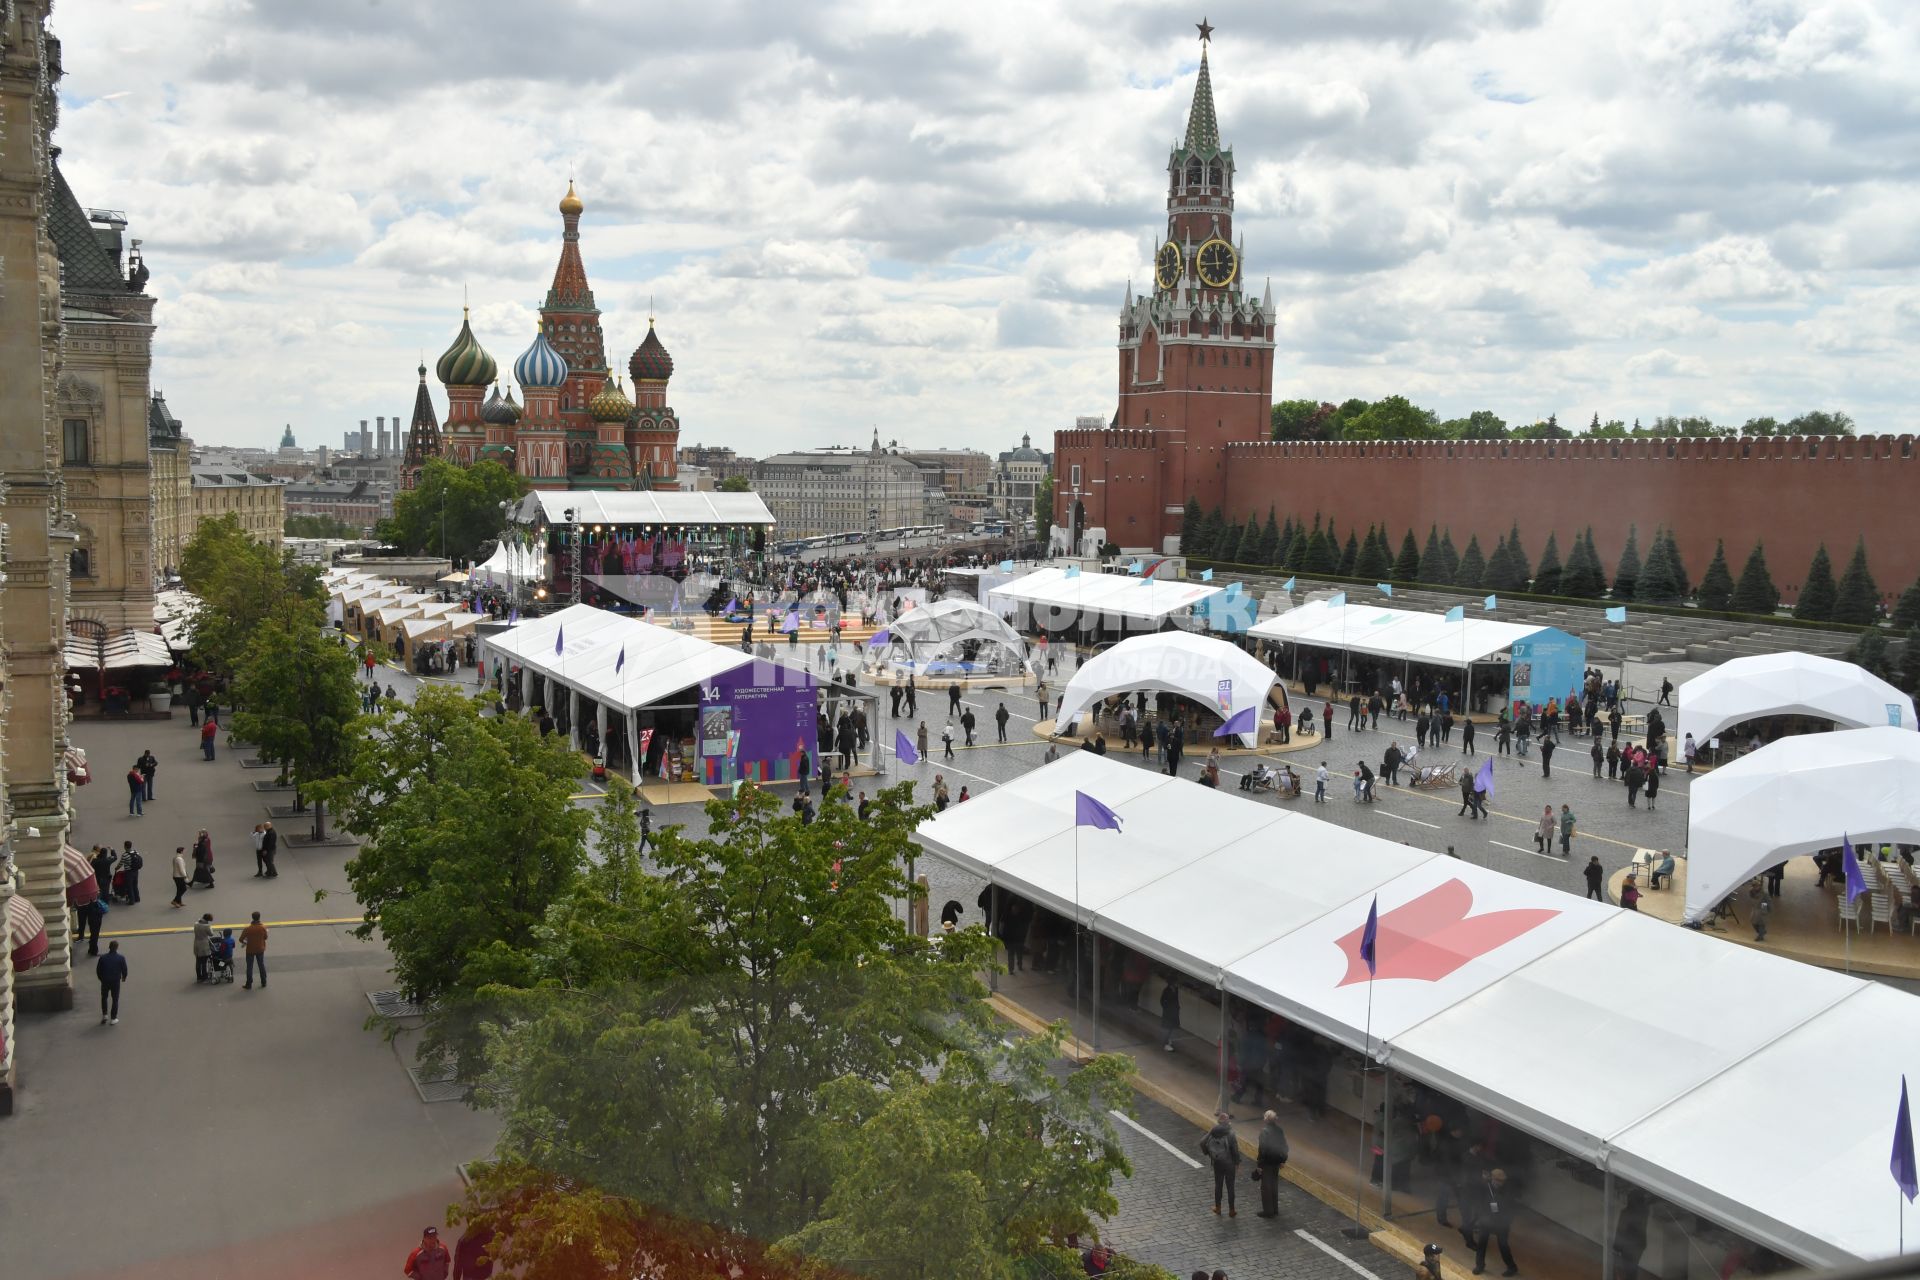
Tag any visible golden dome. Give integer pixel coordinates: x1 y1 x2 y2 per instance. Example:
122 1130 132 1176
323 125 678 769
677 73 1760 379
558 180 583 217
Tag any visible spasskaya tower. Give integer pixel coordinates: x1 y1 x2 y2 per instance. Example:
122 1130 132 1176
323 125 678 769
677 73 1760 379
1054 21 1275 554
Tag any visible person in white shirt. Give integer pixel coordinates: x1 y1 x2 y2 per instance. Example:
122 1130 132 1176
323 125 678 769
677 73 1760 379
1314 763 1330 803
169 848 189 908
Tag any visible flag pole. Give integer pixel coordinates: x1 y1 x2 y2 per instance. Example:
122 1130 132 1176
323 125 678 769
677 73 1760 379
1074 820 1083 1058
1348 971 1377 1239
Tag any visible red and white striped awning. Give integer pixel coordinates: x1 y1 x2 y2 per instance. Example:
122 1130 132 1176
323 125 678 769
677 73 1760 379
63 843 100 908
7 894 48 973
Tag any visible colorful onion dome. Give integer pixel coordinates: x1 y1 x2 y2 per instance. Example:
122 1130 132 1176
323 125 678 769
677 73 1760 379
559 179 583 218
628 320 674 383
481 383 521 425
588 376 634 423
513 325 569 390
434 309 496 388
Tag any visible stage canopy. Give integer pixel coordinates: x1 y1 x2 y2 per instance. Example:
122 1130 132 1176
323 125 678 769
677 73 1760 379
1248 600 1553 670
914 751 1916 1267
512 489 775 528
1677 651 1917 748
879 598 1028 669
480 603 804 715
472 539 545 587
1051 632 1274 747
987 567 1222 625
1682 726 1920 923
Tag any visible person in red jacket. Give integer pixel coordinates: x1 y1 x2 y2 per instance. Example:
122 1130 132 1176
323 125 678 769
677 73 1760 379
200 715 218 761
404 1226 451 1280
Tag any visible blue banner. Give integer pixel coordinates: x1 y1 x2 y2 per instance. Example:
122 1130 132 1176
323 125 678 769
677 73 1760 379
1507 627 1587 712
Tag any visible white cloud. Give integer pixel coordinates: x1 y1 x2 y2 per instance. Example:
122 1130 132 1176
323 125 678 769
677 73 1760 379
41 0 1920 452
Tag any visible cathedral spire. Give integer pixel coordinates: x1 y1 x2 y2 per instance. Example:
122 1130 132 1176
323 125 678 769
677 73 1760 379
1184 41 1221 154
404 360 442 473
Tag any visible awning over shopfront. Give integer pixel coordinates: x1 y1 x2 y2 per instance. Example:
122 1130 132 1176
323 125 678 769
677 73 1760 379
914 751 1915 1267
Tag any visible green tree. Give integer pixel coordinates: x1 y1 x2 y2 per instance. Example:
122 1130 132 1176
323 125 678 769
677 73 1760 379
377 457 526 562
1337 530 1359 575
1180 497 1204 555
1635 527 1683 605
1832 537 1881 625
1328 398 1371 437
1256 507 1280 564
1283 516 1312 572
1441 409 1509 439
1200 505 1228 560
1663 528 1690 598
1513 414 1570 439
179 513 325 680
1236 512 1262 564
1418 525 1444 583
717 474 755 493
1034 473 1054 547
323 685 588 1064
1786 410 1855 436
1901 628 1920 697
1532 533 1563 595
1561 529 1607 599
1215 518 1242 564
1271 398 1333 440
1454 535 1486 588
1848 629 1891 680
1302 525 1332 575
1504 522 1531 586
1437 530 1460 583
1794 544 1837 621
229 618 361 838
1274 516 1297 568
1354 525 1392 581
1892 578 1920 631
284 513 365 539
1482 536 1516 593
1393 529 1421 582
1730 542 1780 615
1613 526 1642 600
1345 395 1440 440
1696 540 1736 611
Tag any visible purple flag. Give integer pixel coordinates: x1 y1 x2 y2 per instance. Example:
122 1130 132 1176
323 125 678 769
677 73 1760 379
1844 832 1869 904
1074 791 1123 832
867 628 891 648
508 607 519 624
1212 707 1257 738
895 729 918 766
1359 895 1379 978
1895 1075 1918 1203
554 627 565 656
1474 755 1495 798
615 645 625 674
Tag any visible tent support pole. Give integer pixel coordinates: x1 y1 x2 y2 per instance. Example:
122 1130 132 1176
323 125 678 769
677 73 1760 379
989 884 1001 993
1381 1064 1394 1217
1601 1167 1615 1280
1091 927 1101 1053
629 709 641 780
1216 990 1229 1112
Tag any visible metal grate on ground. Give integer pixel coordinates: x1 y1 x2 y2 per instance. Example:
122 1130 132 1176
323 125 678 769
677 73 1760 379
366 988 430 1020
405 1062 465 1104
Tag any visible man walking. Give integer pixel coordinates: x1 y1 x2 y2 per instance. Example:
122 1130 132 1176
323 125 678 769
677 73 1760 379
96 940 129 1025
1467 1168 1519 1277
1314 762 1329 804
1256 1110 1289 1219
126 763 145 816
119 841 143 905
193 913 214 982
251 824 268 876
1584 856 1605 901
1559 804 1576 857
1034 679 1048 720
170 847 189 908
995 702 1010 743
137 748 158 801
261 822 279 878
1457 771 1482 820
240 911 269 989
1461 717 1476 755
1201 1111 1242 1217
200 715 218 761
1539 734 1554 779
948 681 962 716
1658 676 1673 706
960 706 977 747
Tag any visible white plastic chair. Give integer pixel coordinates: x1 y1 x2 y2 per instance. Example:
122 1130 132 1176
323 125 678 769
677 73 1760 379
1870 894 1893 934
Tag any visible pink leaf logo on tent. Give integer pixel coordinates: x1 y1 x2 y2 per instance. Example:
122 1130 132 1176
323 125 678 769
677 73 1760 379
1332 878 1558 986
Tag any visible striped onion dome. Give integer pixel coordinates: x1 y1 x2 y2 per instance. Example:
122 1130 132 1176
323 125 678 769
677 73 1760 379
628 321 674 383
434 309 497 388
588 376 634 423
513 325 569 390
481 383 522 425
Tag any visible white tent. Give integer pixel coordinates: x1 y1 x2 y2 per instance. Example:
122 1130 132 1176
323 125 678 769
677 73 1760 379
1682 726 1920 923
987 567 1223 626
1051 632 1275 747
880 598 1029 672
512 489 776 528
472 540 545 587
1677 651 1917 748
1249 600 1554 669
914 751 1919 1266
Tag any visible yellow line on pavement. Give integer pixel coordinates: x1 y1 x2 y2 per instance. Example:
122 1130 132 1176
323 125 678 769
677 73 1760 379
103 916 367 938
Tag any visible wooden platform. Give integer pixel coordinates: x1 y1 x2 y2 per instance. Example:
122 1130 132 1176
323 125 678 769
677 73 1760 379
1609 852 1920 979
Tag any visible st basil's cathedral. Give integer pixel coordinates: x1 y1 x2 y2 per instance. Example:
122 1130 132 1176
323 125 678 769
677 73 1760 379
401 182 682 492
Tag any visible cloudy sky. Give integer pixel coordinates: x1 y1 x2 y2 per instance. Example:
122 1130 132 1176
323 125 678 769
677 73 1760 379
53 0 1920 453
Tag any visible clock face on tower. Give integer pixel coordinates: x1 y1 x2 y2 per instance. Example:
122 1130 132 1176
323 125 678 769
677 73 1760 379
1154 242 1182 290
1197 238 1238 288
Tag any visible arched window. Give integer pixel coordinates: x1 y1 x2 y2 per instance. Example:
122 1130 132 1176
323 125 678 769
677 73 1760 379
1185 159 1202 188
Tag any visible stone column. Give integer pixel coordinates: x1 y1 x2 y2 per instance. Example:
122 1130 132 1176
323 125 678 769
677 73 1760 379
0 862 17 1114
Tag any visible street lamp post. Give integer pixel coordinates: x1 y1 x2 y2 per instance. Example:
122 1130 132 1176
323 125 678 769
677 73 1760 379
563 506 581 603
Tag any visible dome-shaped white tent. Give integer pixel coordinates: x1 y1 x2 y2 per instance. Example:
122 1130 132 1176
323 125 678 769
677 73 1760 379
1053 632 1276 747
1683 726 1920 923
1677 651 1916 750
877 597 1028 676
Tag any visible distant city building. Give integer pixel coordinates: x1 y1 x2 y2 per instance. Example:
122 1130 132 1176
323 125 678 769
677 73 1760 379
283 479 384 531
148 393 193 577
992 432 1052 528
191 466 285 547
898 447 992 509
752 436 937 537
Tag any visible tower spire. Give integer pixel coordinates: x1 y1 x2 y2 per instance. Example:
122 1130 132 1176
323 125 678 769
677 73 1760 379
1185 28 1221 154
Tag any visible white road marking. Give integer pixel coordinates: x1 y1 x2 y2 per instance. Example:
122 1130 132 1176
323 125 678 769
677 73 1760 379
1109 1109 1203 1169
1491 839 1570 862
1293 1228 1388 1280
1489 840 1537 856
1378 811 1441 830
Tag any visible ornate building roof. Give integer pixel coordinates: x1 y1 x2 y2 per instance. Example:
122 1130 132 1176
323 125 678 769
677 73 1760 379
436 309 498 387
403 362 441 466
147 391 184 445
513 326 569 390
47 159 129 294
588 376 634 423
629 321 674 383
1183 45 1222 156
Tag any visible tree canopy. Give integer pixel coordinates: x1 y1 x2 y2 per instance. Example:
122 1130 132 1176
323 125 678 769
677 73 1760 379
376 457 526 563
229 618 362 837
1269 397 1864 442
179 513 325 679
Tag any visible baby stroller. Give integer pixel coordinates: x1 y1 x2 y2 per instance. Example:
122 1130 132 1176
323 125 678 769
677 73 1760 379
208 933 237 985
